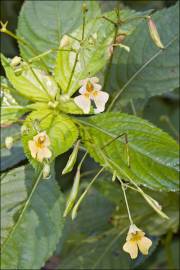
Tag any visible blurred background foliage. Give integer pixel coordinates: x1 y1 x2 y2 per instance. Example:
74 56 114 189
1 1 179 269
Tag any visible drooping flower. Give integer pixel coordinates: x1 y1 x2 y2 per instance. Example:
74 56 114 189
28 131 52 162
123 224 152 259
74 77 109 114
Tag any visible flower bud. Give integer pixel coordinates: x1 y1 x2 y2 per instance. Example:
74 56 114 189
48 101 58 109
82 3 88 13
147 16 164 49
11 56 22 67
21 125 29 134
5 136 13 150
43 164 51 179
60 35 70 48
116 34 126 44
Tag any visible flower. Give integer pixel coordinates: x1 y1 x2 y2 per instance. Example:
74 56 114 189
28 131 52 162
5 136 13 150
74 77 109 114
123 224 152 259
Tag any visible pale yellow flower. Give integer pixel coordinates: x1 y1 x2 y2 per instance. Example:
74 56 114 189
74 77 109 114
28 131 52 162
123 224 152 259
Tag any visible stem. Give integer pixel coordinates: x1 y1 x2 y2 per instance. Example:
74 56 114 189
2 28 49 73
28 48 76 64
103 4 120 90
78 151 88 169
66 51 79 93
130 99 137 115
82 14 86 41
67 34 81 43
117 176 133 225
101 16 117 26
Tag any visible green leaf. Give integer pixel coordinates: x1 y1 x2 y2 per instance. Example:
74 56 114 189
55 11 115 95
1 165 65 269
1 54 58 102
0 124 25 171
79 112 179 191
22 109 79 170
1 76 29 125
108 3 179 109
17 1 101 71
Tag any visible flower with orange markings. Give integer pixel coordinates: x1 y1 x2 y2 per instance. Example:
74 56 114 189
28 131 52 162
74 77 109 114
123 224 152 259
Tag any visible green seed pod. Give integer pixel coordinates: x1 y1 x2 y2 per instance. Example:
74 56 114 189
62 140 80 175
147 16 164 49
63 168 81 217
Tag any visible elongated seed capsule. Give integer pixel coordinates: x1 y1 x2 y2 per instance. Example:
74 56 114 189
62 140 80 175
63 168 80 217
142 193 169 219
147 16 164 49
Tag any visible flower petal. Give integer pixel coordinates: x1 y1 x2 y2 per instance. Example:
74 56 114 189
94 83 102 91
128 224 141 234
74 95 91 114
28 140 38 159
80 78 89 86
79 85 86 94
123 241 138 259
137 237 152 255
37 148 52 162
93 91 109 112
90 77 99 84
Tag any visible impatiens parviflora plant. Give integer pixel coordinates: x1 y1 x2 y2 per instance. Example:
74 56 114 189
0 2 178 267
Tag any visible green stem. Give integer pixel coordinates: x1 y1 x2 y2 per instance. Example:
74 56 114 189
82 13 86 40
103 4 120 90
130 99 137 115
117 176 133 225
2 29 49 73
67 34 81 42
78 151 88 169
28 48 75 64
66 52 79 93
101 16 117 26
